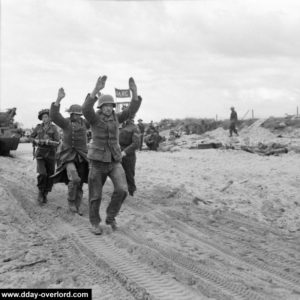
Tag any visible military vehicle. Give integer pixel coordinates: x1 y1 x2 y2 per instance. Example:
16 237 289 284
0 108 21 155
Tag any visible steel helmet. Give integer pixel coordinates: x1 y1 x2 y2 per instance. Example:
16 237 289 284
38 109 50 120
97 94 116 108
65 104 82 115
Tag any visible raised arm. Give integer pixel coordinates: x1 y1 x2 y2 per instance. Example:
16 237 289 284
82 75 107 124
50 88 69 129
117 78 142 124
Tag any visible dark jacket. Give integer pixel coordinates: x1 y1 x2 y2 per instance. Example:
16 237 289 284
82 94 142 163
31 122 60 160
230 111 238 122
146 125 157 135
137 123 145 134
119 122 140 155
50 103 88 165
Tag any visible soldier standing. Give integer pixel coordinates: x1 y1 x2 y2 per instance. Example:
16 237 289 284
119 117 140 196
31 109 60 204
50 88 89 215
82 75 142 235
229 107 239 137
137 117 144 150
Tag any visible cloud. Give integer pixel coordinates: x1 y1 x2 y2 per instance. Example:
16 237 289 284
1 0 300 127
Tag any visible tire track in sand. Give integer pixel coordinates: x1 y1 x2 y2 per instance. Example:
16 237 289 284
74 225 201 300
155 212 300 294
0 168 203 300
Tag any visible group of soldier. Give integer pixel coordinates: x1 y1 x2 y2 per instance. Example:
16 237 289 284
30 75 142 235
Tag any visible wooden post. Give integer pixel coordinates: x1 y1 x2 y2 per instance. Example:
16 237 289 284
252 109 254 119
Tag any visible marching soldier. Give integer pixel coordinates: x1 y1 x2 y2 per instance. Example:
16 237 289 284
119 117 140 196
82 75 142 235
50 88 89 215
31 109 60 204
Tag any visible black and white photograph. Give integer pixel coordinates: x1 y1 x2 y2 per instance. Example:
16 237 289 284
0 0 299 299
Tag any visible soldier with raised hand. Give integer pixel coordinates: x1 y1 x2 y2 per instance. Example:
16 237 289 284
82 75 142 235
50 88 89 215
31 109 60 204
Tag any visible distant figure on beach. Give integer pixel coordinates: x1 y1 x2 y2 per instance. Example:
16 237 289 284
146 120 157 135
137 117 145 150
229 107 239 137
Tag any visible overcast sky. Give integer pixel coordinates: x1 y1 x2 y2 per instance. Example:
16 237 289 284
1 0 300 127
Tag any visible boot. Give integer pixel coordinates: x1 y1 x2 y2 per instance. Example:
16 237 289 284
106 217 117 231
37 190 44 204
68 201 77 213
91 224 103 235
43 191 48 204
75 187 83 216
76 206 83 216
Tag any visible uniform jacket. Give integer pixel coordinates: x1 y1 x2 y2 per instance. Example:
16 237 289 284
82 94 142 163
31 122 60 160
137 123 145 134
146 125 158 135
50 103 88 165
119 122 140 155
230 111 238 122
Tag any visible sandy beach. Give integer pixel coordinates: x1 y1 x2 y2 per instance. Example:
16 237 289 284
0 142 299 300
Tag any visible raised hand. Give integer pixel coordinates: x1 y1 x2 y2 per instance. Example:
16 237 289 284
94 75 107 92
91 76 107 98
57 88 66 102
129 77 137 93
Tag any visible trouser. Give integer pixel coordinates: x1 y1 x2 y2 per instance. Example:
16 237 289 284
88 160 128 226
66 162 84 208
139 134 144 150
121 154 136 196
229 121 238 136
36 157 55 194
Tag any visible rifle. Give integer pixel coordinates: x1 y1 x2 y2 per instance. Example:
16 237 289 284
32 139 60 160
33 144 36 160
33 139 60 147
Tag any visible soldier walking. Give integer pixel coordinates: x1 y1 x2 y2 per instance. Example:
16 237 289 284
50 88 89 215
119 117 140 196
82 75 142 235
229 107 239 137
31 109 60 204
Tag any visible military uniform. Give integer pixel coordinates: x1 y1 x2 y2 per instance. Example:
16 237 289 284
119 120 140 196
229 109 238 137
137 120 145 150
31 115 60 203
82 94 141 228
50 103 89 213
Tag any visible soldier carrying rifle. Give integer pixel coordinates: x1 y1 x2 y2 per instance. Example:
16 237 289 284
30 109 60 204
